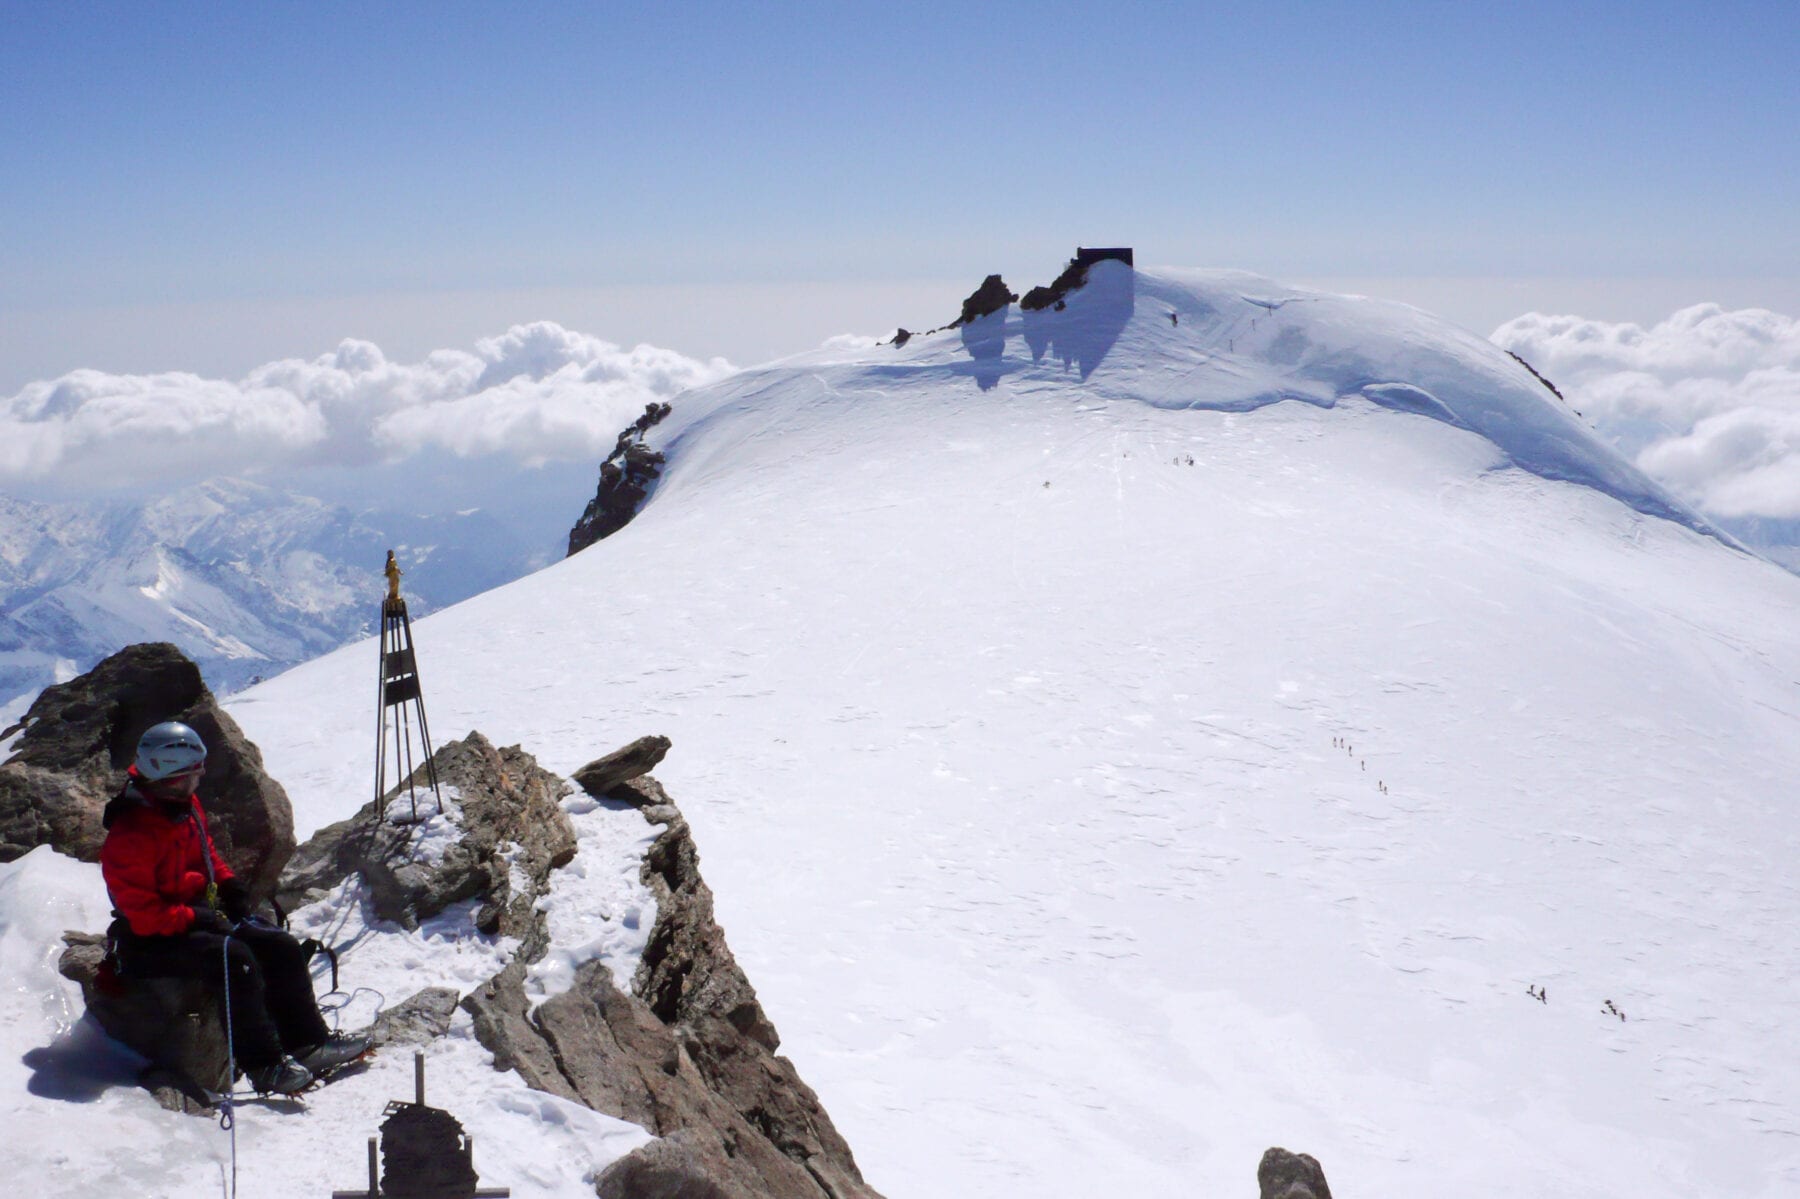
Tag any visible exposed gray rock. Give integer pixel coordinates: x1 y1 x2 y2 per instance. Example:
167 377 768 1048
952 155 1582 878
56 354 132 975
624 777 779 1052
369 986 462 1048
1258 1147 1333 1199
572 735 672 800
0 642 296 900
460 967 580 1104
464 767 879 1199
596 1129 753 1199
279 731 576 947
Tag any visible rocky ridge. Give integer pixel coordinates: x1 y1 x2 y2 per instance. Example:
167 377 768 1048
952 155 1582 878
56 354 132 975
18 647 1343 1196
567 402 674 556
463 767 877 1199
284 727 879 1199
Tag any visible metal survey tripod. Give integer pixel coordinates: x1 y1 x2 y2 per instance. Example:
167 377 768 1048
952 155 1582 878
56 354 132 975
374 551 444 823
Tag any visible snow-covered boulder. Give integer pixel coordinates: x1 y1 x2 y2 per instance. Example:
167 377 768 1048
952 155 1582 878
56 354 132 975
279 731 576 943
0 642 295 898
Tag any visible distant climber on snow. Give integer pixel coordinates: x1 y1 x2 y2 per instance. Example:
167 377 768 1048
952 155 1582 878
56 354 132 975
98 721 369 1095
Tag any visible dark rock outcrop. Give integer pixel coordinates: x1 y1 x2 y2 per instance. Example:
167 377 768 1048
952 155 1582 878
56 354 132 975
1506 349 1568 403
0 643 296 899
58 931 229 1112
464 770 878 1199
888 328 912 349
1021 255 1097 312
572 735 672 802
568 402 674 556
950 275 1017 327
1258 1147 1333 1199
280 732 576 946
626 777 779 1051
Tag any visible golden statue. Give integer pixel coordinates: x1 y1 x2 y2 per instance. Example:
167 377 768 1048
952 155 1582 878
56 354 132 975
384 551 403 605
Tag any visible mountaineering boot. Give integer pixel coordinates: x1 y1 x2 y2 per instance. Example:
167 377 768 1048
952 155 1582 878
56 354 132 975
295 1031 372 1076
247 1056 313 1094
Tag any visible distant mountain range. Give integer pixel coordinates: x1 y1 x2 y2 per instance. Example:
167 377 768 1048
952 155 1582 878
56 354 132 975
0 476 562 705
3 298 1792 723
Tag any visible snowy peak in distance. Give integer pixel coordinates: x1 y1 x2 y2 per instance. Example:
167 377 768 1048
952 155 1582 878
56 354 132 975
651 261 1719 545
0 477 556 705
232 257 1800 1199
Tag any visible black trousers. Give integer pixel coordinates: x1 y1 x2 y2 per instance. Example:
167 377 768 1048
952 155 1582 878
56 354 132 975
116 920 331 1069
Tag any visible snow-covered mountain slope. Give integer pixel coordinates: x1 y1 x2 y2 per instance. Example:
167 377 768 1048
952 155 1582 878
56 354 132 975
0 476 563 706
223 264 1800 1198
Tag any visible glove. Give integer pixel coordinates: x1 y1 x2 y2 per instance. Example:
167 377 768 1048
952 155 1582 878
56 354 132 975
217 878 253 923
188 907 234 936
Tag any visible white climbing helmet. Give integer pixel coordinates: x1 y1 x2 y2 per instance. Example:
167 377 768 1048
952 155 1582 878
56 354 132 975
135 721 207 781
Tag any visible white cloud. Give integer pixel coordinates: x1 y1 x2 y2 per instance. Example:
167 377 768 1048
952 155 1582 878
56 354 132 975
818 333 885 352
0 323 734 487
1493 305 1800 518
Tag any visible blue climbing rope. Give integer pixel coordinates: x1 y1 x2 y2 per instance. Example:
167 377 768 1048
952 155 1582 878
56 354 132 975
219 931 237 1199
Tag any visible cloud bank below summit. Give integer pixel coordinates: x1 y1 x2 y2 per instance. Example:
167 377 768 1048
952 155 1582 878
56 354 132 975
1 323 735 490
10 300 1797 542
1494 305 1800 521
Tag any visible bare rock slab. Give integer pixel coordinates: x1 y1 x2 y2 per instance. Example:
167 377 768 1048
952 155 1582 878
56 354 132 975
572 735 672 800
369 986 462 1048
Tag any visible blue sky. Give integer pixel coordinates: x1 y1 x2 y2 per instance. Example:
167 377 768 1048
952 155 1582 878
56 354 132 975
3 1 1798 380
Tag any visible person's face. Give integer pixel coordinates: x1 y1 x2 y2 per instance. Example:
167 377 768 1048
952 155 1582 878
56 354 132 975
142 764 204 801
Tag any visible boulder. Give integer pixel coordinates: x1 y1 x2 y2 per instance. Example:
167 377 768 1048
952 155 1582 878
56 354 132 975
571 735 672 801
369 986 462 1048
57 931 228 1112
1258 1147 1333 1199
0 643 296 900
279 732 576 949
596 1129 753 1199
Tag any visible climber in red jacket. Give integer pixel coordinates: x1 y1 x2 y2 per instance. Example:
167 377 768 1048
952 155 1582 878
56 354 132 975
99 721 368 1094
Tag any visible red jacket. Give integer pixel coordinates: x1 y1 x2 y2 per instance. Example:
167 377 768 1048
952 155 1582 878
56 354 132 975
99 768 236 937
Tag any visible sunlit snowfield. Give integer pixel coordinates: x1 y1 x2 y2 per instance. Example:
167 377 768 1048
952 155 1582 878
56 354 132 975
208 267 1799 1195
